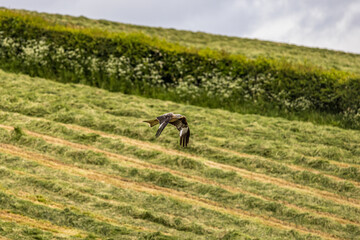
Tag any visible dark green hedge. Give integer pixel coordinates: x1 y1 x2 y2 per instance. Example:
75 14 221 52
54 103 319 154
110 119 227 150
0 10 359 128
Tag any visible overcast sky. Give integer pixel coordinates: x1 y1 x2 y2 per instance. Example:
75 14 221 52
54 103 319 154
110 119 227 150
1 0 360 54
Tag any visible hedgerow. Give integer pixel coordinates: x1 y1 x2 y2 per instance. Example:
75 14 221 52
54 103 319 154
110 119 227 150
0 9 360 128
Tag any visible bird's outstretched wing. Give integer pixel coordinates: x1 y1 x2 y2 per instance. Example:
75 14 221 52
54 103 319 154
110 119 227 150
155 113 173 137
170 117 190 147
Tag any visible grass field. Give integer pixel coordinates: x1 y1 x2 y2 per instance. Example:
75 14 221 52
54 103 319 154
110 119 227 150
9 8 360 75
0 69 359 239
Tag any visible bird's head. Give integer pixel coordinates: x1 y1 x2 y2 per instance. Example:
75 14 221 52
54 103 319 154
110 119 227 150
174 114 183 119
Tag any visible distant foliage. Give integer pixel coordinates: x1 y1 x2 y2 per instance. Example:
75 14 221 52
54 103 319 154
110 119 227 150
0 11 360 128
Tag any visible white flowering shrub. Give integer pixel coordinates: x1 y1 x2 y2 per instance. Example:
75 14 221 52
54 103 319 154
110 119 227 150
290 97 314 111
20 39 49 66
199 72 237 99
175 76 200 100
0 33 21 61
0 34 348 114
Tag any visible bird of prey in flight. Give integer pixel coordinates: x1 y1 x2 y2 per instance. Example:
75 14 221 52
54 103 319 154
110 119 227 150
144 112 190 147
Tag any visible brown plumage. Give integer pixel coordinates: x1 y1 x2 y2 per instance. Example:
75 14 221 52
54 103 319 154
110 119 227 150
143 112 190 147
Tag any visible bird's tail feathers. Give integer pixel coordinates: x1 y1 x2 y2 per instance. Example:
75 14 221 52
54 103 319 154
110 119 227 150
143 119 159 127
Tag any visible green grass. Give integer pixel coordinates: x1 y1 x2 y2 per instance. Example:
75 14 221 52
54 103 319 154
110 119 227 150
0 70 360 239
0 219 67 240
7 7 360 75
0 130 357 238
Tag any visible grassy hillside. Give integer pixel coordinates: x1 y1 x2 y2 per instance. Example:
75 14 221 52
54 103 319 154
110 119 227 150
1 7 360 240
1 8 360 131
0 69 360 239
8 8 360 75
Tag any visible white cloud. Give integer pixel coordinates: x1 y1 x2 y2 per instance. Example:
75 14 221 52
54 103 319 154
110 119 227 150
247 13 302 42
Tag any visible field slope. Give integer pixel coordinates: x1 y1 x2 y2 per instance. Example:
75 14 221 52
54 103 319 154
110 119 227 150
0 70 360 239
9 8 360 75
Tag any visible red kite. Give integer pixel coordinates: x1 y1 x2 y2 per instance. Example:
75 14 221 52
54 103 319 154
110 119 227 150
144 112 190 147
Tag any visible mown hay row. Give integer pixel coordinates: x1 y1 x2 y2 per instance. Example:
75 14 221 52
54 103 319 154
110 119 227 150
0 143 339 240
